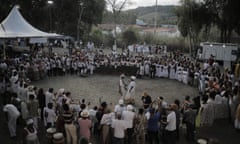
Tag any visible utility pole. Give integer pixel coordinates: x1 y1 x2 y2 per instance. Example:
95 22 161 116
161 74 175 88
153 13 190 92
154 0 158 34
77 1 84 43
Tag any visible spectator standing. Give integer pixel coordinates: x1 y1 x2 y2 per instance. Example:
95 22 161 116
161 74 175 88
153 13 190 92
22 119 40 144
78 110 92 142
147 108 160 144
100 109 113 144
45 88 54 107
112 114 127 144
62 104 77 144
37 88 45 120
162 104 176 144
141 91 152 109
44 103 56 129
122 105 135 144
134 108 147 144
183 104 197 142
27 94 39 129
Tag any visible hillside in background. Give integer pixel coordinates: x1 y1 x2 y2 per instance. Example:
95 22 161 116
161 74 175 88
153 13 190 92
102 5 178 25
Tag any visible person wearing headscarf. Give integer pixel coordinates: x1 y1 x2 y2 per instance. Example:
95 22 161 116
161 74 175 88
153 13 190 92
22 119 39 144
125 76 136 103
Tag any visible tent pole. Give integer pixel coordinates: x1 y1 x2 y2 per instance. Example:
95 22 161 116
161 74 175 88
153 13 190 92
3 41 6 60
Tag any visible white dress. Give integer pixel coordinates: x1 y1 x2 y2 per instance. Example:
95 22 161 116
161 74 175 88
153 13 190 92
155 64 161 77
169 64 176 79
182 70 189 84
158 65 164 78
144 62 150 76
139 65 144 76
176 67 183 82
162 65 169 78
125 81 136 100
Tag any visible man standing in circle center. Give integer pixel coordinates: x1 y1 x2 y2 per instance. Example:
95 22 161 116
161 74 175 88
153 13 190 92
119 74 127 99
125 76 136 104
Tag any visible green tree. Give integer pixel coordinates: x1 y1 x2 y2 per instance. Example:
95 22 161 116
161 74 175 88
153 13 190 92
205 0 240 42
175 0 210 56
106 0 132 46
90 27 104 47
121 28 138 46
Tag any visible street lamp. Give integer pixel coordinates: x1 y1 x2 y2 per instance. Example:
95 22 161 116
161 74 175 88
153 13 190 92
77 1 85 43
47 0 54 32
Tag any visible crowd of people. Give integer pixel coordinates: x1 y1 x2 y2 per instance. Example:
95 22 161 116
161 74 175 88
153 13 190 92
1 46 240 144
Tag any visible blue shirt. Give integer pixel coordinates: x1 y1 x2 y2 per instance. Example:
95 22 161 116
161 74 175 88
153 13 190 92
147 111 160 132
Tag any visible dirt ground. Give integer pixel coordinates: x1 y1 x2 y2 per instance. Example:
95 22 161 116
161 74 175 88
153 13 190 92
32 74 198 108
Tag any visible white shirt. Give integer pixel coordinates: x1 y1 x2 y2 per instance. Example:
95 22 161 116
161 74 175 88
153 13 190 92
114 105 126 116
45 91 54 106
3 104 20 118
127 81 136 93
119 79 125 87
112 119 127 138
122 110 135 128
165 111 176 131
45 108 56 124
100 113 113 125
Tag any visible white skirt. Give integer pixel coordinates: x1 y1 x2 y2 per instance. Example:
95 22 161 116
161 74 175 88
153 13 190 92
235 119 240 129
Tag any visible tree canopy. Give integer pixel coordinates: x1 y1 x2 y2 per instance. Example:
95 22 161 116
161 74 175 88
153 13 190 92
176 0 240 44
0 0 106 39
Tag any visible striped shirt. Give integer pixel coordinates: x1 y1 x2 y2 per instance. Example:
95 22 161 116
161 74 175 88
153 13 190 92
62 111 73 124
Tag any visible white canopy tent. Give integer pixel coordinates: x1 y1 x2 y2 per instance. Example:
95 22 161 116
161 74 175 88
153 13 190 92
0 6 60 38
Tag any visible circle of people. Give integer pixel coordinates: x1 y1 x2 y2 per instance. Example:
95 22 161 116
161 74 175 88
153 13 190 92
1 48 240 144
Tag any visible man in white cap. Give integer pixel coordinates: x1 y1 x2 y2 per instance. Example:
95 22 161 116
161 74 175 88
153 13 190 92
119 74 127 98
114 99 126 117
125 76 136 102
3 104 20 138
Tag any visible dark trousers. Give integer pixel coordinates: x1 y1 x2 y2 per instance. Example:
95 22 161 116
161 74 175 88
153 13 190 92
186 123 195 141
147 131 159 144
165 130 176 144
150 71 155 78
114 137 124 144
126 128 134 144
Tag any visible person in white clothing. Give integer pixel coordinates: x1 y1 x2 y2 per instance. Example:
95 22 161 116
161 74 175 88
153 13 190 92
45 88 54 107
3 104 20 138
114 99 126 117
112 114 127 144
22 119 40 144
119 74 127 98
125 76 136 102
44 103 56 128
162 105 176 144
139 63 144 78
121 105 135 144
10 71 19 93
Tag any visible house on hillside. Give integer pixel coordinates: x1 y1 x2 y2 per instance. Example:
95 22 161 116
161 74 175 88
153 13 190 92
97 24 123 36
140 26 180 37
136 19 147 26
